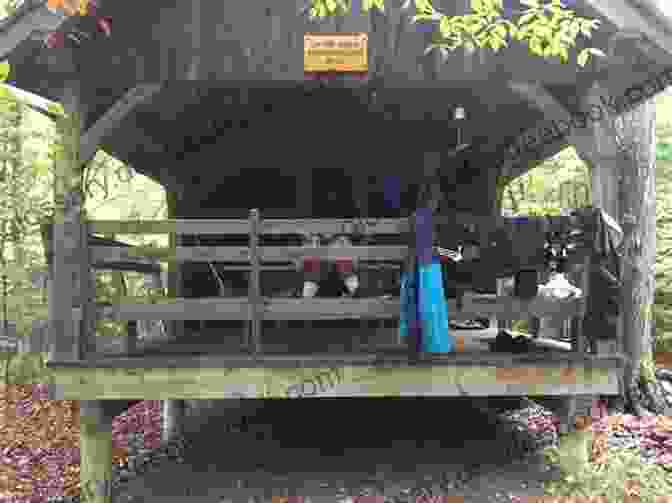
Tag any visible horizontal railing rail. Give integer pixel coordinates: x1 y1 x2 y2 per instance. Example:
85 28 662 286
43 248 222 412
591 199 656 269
72 295 583 322
87 211 596 240
89 244 409 264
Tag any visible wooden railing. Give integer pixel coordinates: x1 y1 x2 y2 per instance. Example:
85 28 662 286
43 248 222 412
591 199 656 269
47 207 605 359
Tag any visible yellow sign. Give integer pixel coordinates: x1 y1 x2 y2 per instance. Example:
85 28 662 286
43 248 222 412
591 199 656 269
304 33 368 72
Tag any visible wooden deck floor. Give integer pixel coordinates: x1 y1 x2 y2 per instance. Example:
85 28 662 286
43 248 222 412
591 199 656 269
46 327 625 400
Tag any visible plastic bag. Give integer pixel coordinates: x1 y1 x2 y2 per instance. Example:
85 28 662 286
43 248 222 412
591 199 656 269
538 272 582 300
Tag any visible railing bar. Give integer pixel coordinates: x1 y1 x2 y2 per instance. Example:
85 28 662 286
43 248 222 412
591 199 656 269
249 209 262 355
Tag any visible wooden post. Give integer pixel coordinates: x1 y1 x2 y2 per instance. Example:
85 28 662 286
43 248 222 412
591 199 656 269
49 80 86 363
80 400 114 503
405 212 421 359
162 399 186 443
573 252 592 354
165 189 183 341
30 320 47 354
249 208 262 355
497 278 513 332
79 221 95 359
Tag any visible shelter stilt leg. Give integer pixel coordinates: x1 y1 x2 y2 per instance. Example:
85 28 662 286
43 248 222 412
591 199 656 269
80 400 114 503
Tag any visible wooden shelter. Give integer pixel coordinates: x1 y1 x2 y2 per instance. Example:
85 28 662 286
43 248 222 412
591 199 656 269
2 0 671 500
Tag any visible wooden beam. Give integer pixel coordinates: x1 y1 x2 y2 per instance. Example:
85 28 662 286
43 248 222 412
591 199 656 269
0 2 65 60
79 85 162 163
583 0 672 62
45 359 622 400
507 81 597 157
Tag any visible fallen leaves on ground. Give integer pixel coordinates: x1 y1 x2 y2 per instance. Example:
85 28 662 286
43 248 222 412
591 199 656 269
0 384 161 500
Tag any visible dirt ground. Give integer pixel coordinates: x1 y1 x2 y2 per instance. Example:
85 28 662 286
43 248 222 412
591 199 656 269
115 398 566 503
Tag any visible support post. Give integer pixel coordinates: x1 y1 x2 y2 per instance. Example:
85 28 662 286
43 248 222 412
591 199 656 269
79 221 95 358
574 252 592 354
557 395 578 435
162 399 186 443
49 80 86 363
248 208 262 355
79 401 114 503
165 190 184 341
405 212 421 360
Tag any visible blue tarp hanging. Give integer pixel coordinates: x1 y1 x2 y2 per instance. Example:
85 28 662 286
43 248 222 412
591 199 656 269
399 208 453 353
399 257 453 353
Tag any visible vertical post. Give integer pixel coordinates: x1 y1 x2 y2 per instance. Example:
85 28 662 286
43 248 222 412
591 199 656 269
79 222 95 359
165 190 183 341
575 214 594 354
162 399 186 443
497 278 512 332
30 320 46 354
404 212 421 359
50 80 85 363
249 209 262 355
126 321 138 355
80 400 114 503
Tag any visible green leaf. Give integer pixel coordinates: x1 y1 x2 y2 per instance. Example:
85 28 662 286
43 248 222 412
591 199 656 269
494 24 507 38
558 46 569 63
47 103 66 118
364 0 385 13
0 85 16 104
518 12 536 26
577 48 590 67
0 61 10 82
415 0 434 15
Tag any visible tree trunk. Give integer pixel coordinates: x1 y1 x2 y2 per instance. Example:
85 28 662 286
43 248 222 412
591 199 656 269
587 94 667 416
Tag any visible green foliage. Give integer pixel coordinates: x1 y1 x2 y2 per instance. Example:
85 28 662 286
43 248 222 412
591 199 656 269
308 0 605 66
543 444 672 502
0 351 51 385
500 147 590 216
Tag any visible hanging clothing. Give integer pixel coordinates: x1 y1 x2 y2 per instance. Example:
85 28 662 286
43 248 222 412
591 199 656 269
383 175 402 211
399 256 453 353
399 209 453 354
